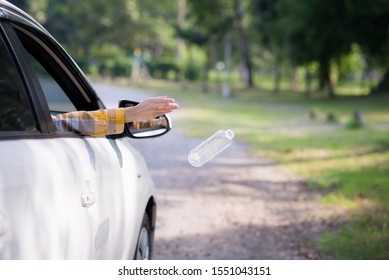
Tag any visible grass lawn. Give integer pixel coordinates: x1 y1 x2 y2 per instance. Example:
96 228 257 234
129 79 389 259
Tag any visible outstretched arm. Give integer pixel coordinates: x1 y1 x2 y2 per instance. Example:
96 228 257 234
53 96 179 136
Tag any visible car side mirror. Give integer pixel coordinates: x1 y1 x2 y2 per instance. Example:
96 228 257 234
118 100 172 139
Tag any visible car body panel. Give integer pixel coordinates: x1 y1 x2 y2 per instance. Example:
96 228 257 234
0 137 155 259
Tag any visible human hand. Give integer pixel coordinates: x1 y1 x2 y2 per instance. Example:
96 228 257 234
124 96 179 123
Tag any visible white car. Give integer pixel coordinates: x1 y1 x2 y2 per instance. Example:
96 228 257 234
0 0 169 259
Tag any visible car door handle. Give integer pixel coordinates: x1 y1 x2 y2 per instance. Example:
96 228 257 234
81 190 97 207
81 181 97 207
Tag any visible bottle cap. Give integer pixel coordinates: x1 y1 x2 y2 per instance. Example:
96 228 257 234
225 129 234 140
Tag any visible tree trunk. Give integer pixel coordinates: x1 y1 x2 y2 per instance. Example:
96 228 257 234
305 69 312 98
372 70 389 94
176 0 186 63
274 68 281 93
201 45 212 93
234 0 254 88
290 65 298 91
273 55 281 93
222 32 232 97
176 0 186 82
319 57 335 98
237 27 254 88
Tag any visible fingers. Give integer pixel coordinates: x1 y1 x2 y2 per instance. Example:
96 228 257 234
154 107 175 116
125 96 179 123
147 97 179 111
152 103 178 117
149 96 177 105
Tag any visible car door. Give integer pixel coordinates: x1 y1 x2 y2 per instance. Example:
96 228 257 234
0 21 130 259
13 23 134 259
0 22 86 259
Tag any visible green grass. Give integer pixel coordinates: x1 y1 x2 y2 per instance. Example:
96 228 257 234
320 209 389 259
129 79 389 259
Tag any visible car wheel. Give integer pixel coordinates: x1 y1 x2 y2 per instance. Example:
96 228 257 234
134 212 152 260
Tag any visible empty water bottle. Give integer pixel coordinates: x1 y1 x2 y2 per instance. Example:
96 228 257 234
188 129 234 167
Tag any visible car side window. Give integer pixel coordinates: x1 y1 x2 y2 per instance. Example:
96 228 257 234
0 32 37 132
11 24 84 121
23 51 77 114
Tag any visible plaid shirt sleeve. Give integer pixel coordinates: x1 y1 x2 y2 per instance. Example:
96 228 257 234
52 108 125 137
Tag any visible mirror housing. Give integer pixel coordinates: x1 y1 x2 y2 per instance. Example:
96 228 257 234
118 100 172 139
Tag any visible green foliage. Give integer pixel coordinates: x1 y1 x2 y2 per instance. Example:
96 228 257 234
184 63 201 81
187 0 234 34
250 0 389 93
346 112 364 129
147 59 180 80
85 44 132 77
95 58 131 78
347 0 389 64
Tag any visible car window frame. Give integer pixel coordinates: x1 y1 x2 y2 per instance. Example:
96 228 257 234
0 21 46 139
1 20 107 139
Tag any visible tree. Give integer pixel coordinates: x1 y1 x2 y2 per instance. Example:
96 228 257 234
250 0 287 93
277 0 353 97
346 0 389 94
180 0 232 89
176 0 186 66
233 0 254 88
252 0 389 96
186 0 254 89
18 0 179 77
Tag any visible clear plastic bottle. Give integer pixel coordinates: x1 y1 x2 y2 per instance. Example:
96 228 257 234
188 129 235 167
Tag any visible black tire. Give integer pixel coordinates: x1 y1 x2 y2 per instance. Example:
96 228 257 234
134 212 152 260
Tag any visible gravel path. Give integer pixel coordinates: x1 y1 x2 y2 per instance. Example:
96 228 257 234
96 83 331 260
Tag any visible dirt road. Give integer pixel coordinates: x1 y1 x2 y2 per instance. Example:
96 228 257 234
97 83 330 260
131 122 331 260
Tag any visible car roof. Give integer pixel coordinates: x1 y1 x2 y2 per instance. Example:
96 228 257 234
0 0 51 37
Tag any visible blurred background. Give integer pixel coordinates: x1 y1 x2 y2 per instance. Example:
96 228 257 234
9 0 389 259
10 0 389 95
